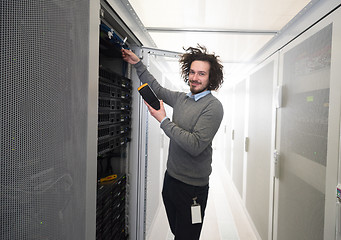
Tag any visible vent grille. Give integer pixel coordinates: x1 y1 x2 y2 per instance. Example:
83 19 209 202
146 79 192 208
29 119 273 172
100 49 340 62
1 1 90 239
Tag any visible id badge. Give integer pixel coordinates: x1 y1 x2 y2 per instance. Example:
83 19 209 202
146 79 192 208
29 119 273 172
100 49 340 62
191 197 202 224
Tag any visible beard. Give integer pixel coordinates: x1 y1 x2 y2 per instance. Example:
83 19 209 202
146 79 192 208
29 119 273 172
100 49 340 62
189 80 209 94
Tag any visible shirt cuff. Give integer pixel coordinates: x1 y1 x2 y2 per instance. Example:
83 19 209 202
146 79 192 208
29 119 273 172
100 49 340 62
160 116 168 125
134 61 143 67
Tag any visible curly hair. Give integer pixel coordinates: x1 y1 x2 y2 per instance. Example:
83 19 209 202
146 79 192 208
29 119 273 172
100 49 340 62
179 44 224 91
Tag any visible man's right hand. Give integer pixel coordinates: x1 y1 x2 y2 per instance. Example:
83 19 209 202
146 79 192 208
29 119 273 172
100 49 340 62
144 100 167 123
121 49 140 65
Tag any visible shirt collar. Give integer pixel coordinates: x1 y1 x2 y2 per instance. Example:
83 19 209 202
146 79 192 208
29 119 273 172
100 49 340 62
186 90 211 101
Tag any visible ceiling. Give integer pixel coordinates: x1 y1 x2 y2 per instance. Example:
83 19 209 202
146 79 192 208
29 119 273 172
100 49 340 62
127 0 312 86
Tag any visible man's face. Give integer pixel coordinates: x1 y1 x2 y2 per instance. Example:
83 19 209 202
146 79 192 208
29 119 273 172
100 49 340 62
188 60 210 95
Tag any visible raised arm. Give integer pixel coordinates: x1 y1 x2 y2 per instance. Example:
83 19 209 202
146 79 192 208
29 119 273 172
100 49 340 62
121 49 140 65
122 49 180 107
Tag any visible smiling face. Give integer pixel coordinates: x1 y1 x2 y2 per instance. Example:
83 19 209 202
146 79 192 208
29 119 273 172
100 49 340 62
188 60 211 95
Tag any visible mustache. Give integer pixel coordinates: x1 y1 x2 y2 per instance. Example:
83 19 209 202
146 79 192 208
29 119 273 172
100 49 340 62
189 80 200 84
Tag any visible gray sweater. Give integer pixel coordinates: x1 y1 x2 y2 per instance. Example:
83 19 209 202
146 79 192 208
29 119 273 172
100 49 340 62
134 61 224 186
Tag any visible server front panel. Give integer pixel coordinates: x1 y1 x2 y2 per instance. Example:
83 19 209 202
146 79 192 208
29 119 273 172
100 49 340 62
96 17 132 240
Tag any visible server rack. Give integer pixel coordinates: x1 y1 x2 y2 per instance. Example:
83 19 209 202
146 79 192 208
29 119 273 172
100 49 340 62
96 2 137 239
1 0 150 238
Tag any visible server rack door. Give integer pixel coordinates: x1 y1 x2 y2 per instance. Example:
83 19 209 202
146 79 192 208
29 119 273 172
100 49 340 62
246 58 276 240
0 1 98 239
223 88 235 174
333 7 341 240
273 9 341 240
231 80 247 198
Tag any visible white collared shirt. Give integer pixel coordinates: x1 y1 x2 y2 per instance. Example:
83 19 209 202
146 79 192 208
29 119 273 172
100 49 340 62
186 90 211 101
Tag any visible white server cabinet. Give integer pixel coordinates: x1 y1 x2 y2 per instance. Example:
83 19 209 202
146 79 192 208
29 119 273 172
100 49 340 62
273 7 341 240
224 4 341 240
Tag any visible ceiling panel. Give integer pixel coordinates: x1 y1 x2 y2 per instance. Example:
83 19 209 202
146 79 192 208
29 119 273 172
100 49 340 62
127 0 312 82
129 0 311 30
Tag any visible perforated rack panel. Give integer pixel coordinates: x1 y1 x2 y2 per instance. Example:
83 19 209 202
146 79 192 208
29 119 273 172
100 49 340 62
1 1 90 239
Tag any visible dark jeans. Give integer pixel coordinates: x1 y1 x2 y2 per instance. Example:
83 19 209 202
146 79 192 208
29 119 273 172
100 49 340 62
162 171 209 240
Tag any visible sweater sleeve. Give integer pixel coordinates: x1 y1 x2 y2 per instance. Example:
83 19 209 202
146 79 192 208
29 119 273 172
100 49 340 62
134 61 180 107
160 100 224 156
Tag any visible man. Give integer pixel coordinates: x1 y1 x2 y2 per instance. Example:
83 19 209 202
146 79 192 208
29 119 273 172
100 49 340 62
122 45 224 240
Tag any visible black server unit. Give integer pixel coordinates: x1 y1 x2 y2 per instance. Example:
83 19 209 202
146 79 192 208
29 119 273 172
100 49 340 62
96 10 132 240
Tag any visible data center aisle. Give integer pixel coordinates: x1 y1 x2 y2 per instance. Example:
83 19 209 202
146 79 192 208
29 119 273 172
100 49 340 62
164 153 258 240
